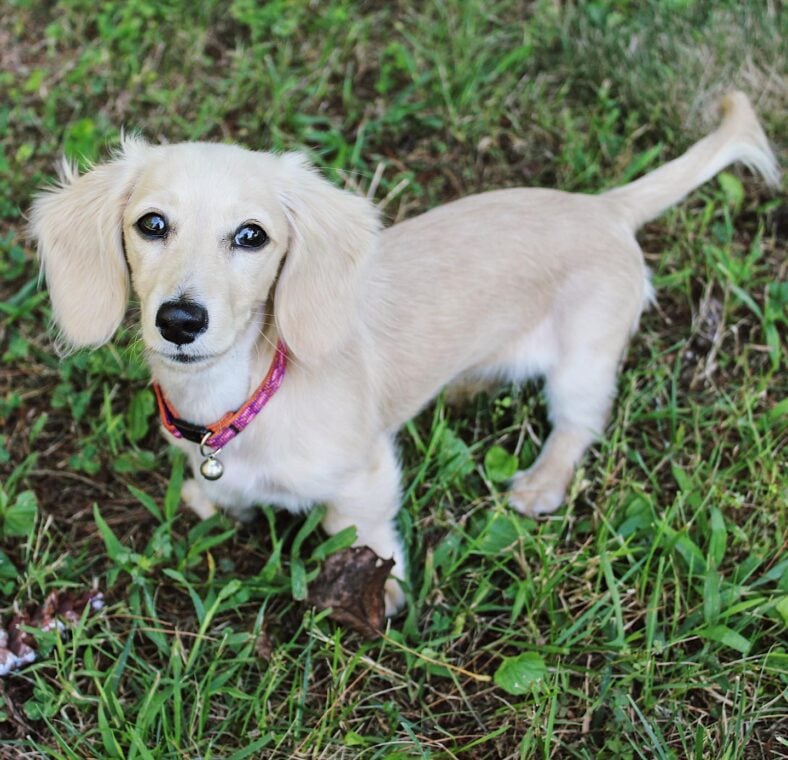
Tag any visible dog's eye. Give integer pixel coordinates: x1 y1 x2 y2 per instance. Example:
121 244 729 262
136 212 168 238
233 223 268 250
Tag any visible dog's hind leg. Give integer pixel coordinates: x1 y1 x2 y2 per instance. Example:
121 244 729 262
508 331 626 516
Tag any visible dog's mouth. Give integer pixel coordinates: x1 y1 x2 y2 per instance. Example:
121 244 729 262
155 350 218 366
172 353 213 364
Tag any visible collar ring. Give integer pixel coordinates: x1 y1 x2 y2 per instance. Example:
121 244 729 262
200 432 222 458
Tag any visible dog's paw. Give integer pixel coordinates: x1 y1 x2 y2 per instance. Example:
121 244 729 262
182 478 218 520
384 577 406 617
508 468 568 516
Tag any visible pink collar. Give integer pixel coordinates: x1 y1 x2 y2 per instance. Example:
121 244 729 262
153 341 287 451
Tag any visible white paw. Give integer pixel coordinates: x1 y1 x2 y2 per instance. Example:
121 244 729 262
384 577 406 617
508 469 568 516
182 478 218 520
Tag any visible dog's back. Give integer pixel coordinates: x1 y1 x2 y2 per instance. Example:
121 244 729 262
368 92 779 429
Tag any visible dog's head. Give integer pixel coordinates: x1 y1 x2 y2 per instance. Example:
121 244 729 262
30 137 379 366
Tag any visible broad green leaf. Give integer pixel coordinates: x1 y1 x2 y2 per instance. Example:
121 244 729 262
0 549 17 580
494 652 546 694
343 731 368 747
3 490 37 537
474 513 525 555
291 558 308 601
126 388 155 443
112 450 157 474
438 427 475 480
698 624 751 654
484 445 518 483
616 494 654 538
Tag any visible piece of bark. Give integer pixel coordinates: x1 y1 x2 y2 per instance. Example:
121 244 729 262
308 546 394 639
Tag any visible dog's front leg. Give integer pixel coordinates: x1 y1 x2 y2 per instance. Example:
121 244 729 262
182 478 219 520
322 435 406 615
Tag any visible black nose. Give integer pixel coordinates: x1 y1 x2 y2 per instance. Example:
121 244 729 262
155 300 209 345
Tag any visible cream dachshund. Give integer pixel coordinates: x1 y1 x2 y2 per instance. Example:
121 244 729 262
31 92 778 613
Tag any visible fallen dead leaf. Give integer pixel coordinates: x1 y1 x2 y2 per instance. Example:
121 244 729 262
308 546 394 639
0 588 104 676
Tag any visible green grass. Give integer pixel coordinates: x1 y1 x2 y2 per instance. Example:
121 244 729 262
1 0 786 757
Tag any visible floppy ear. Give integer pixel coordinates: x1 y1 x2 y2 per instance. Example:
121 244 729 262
29 139 145 350
274 154 380 362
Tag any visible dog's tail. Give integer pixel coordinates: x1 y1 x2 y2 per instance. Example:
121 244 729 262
605 91 780 230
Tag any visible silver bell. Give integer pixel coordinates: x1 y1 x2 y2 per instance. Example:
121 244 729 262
200 456 224 481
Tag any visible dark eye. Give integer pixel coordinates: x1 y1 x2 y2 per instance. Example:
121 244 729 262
233 223 268 249
136 212 168 238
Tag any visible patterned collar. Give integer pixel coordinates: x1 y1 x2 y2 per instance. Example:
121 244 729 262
153 340 288 451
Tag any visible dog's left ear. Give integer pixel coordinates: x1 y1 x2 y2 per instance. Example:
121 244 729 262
274 154 380 363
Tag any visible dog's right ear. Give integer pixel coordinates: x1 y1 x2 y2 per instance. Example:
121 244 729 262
29 138 145 350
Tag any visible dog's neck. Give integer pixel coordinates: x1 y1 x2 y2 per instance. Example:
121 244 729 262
148 310 278 425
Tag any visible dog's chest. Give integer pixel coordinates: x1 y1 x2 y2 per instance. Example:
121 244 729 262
177 425 335 518
160 359 371 520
